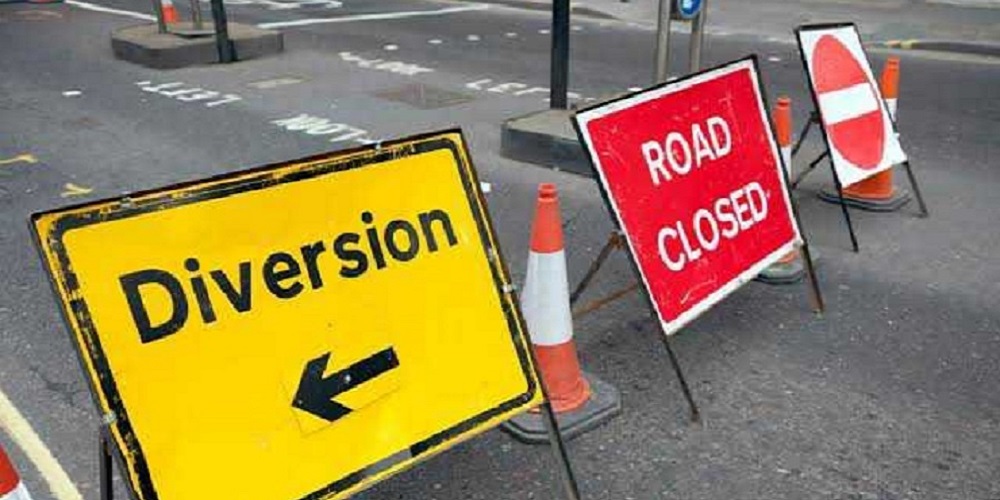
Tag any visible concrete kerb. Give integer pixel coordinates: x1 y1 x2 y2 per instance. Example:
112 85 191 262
111 22 284 70
878 39 1000 57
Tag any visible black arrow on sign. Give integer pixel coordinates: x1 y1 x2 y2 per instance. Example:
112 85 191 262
292 347 400 422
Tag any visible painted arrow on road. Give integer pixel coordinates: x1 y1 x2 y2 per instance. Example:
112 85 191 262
292 347 400 422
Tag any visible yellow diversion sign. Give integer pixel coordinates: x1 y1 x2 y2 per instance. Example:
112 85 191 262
32 131 543 500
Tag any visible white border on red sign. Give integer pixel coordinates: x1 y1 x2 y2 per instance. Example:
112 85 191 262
796 23 908 188
574 57 803 337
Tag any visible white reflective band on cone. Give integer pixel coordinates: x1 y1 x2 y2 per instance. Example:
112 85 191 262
781 145 792 175
0 483 34 500
520 250 573 346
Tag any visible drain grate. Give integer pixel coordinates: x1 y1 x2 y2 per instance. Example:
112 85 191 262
373 84 474 110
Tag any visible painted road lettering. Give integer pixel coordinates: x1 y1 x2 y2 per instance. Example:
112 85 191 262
293 347 400 422
272 113 375 144
137 80 243 107
120 209 458 343
464 79 585 101
339 52 434 76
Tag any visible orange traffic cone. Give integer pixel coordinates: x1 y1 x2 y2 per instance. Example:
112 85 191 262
0 445 34 500
161 0 179 24
757 97 806 285
502 183 620 444
821 57 911 211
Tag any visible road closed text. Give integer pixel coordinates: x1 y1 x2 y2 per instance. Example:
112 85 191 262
657 181 768 272
636 116 769 272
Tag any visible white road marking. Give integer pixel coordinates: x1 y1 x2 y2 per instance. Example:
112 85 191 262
217 0 342 10
0 389 84 500
819 83 880 125
428 38 443 45
64 0 155 21
61 91 82 97
539 28 550 34
383 44 399 51
61 183 94 197
628 86 643 92
768 56 782 62
571 25 582 32
466 34 481 41
339 52 434 76
258 4 489 29
272 113 374 144
505 32 518 38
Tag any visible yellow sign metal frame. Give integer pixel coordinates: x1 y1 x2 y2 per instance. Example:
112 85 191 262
31 130 542 500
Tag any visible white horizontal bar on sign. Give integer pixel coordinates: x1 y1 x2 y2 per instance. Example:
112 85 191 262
818 83 880 125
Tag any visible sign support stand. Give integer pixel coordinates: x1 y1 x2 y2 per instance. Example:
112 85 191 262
567 232 701 423
786 112 929 252
99 426 114 500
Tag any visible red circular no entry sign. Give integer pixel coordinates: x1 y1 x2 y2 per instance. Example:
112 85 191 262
812 34 885 169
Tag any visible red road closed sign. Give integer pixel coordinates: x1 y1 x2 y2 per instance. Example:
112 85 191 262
574 57 802 336
797 23 907 187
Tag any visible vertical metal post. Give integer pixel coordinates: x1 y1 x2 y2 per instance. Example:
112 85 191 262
100 428 113 500
654 0 672 83
190 0 204 30
550 0 571 110
688 0 707 73
209 0 236 63
149 0 167 34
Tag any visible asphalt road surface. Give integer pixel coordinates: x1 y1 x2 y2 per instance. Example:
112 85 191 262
1 1 999 499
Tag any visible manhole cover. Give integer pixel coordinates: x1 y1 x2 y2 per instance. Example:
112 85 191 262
373 84 474 110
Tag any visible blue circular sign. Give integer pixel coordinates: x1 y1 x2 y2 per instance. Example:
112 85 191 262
676 0 703 19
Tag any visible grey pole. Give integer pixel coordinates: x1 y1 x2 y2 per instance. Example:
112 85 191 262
654 0 672 83
190 0 204 30
149 0 167 34
209 0 236 63
688 0 708 73
550 0 571 109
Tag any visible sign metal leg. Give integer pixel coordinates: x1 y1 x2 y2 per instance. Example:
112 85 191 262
778 151 826 314
902 161 929 218
799 241 825 314
538 399 583 500
829 164 860 253
100 427 113 500
523 336 583 500
659 333 700 423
